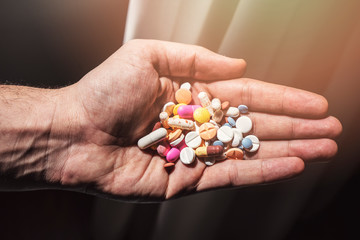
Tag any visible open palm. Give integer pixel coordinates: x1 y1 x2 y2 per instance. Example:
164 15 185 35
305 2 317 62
60 40 341 200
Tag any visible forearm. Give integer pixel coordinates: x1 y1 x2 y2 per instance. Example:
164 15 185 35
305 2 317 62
0 85 74 187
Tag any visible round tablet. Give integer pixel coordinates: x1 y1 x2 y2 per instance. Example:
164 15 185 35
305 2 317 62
185 131 202 149
217 126 234 143
213 140 224 147
225 148 244 160
175 88 192 104
231 128 243 147
245 135 260 152
204 157 216 166
238 105 248 114
168 128 182 142
193 107 211 124
241 137 253 149
180 82 191 90
211 98 221 111
166 148 180 162
199 122 217 140
236 116 253 133
227 117 236 127
180 147 195 165
225 107 240 118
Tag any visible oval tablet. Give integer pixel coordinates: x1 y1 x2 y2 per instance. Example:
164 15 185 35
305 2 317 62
177 105 201 119
236 116 253 133
166 148 180 162
217 126 234 143
168 118 195 130
185 131 202 149
199 122 217 141
170 133 184 147
173 103 186 115
212 109 224 123
221 101 230 110
168 128 182 142
245 135 260 152
180 147 195 165
137 128 168 149
225 107 240 118
164 162 175 170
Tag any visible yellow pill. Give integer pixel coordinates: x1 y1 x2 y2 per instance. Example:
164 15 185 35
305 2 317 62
173 103 186 115
193 107 210 124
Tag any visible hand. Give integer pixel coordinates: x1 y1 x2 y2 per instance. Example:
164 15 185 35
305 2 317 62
56 39 342 200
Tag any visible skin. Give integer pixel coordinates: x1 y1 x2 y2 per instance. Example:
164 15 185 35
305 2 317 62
0 39 342 201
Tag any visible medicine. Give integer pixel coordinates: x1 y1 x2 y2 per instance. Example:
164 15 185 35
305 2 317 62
198 92 214 116
166 148 180 162
157 143 170 157
211 98 221 111
225 107 240 118
159 111 170 128
238 105 248 114
180 82 191 90
225 148 244 160
231 128 243 147
185 131 202 149
236 116 252 133
170 133 185 147
175 88 192 104
221 101 230 110
162 102 175 116
180 147 195 165
173 103 186 115
193 107 211 124
199 122 217 141
168 128 182 142
217 126 234 143
195 146 224 157
241 137 253 149
168 118 195 130
244 135 260 152
137 128 167 149
177 105 201 119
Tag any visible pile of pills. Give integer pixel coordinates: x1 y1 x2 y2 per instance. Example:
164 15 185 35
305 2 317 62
137 82 260 170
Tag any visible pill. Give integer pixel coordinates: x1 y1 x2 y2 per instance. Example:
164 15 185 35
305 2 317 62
180 82 191 90
193 107 211 124
222 123 232 128
217 126 234 143
152 121 162 131
245 135 260 152
199 122 217 141
241 137 253 149
170 133 185 147
238 104 248 114
166 148 180 162
213 140 224 147
204 157 216 166
137 128 168 149
231 128 243 147
195 146 224 157
173 103 186 115
159 111 170 128
162 102 175 116
236 116 253 133
177 105 201 119
212 109 224 123
157 143 171 157
209 120 220 128
227 117 236 127
185 131 202 149
175 88 192 104
168 118 195 130
168 128 182 142
221 101 230 110
198 92 214 116
225 148 244 160
164 162 175 170
180 147 195 165
225 107 240 118
211 98 222 111
238 145 244 150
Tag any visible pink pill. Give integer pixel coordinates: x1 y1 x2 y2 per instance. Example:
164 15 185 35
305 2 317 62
157 143 170 157
177 105 201 119
166 148 180 162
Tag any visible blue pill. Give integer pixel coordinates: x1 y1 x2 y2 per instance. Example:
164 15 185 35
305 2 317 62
213 140 224 147
242 138 253 149
222 123 232 128
227 117 236 127
238 145 244 150
238 105 248 114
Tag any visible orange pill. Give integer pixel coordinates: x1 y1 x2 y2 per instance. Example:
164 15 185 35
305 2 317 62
221 101 230 110
164 162 175 171
225 148 244 160
175 88 192 104
199 122 217 140
168 128 182 142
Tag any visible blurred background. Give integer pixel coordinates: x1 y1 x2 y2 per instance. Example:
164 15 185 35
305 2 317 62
1 0 360 239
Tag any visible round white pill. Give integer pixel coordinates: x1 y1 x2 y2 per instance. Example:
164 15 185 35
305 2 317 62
211 98 221 111
217 126 234 143
204 157 216 166
180 147 195 165
236 116 253 134
225 107 240 118
185 131 202 149
245 135 260 152
170 133 184 147
180 82 191 90
231 128 243 147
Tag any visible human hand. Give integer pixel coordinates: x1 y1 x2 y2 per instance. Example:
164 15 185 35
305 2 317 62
55 39 341 200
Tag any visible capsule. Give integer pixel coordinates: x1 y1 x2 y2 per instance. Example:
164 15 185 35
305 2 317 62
195 145 224 157
177 105 201 119
167 118 195 130
198 92 214 116
159 112 170 128
137 128 167 149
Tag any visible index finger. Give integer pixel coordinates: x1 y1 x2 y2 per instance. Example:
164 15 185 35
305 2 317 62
204 78 328 118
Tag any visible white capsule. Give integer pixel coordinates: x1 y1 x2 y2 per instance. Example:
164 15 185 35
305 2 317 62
159 112 169 128
170 133 184 147
198 92 214 116
211 98 221 111
137 128 167 149
162 102 175 116
236 116 253 134
225 107 240 118
168 118 195 130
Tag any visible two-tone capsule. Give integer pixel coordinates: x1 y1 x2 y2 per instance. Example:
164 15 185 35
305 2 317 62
195 145 224 157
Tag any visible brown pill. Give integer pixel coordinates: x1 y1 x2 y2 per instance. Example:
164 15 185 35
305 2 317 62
225 148 244 160
199 122 217 140
168 128 182 142
221 101 230 110
175 88 192 104
212 110 224 123
195 145 224 157
152 121 162 131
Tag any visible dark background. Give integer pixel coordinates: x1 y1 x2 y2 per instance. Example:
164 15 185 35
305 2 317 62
1 1 359 239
